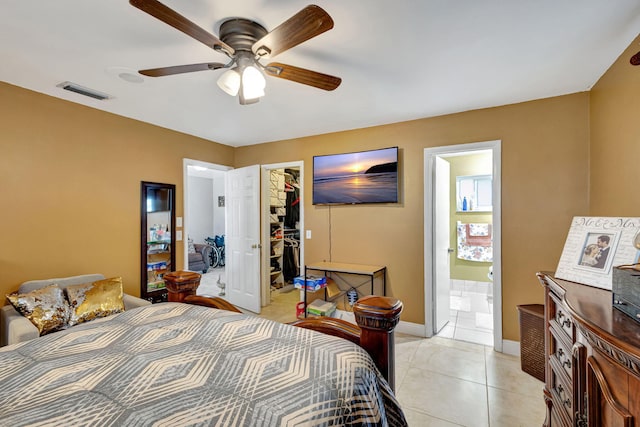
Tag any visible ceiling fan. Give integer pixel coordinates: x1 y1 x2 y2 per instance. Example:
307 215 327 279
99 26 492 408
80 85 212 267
129 0 342 104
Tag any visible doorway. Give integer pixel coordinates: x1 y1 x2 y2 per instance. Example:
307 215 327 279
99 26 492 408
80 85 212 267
260 162 304 319
183 159 232 300
424 141 502 351
182 159 304 318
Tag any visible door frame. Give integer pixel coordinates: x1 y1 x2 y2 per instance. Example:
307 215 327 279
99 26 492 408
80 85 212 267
260 161 304 306
182 158 232 271
423 140 502 351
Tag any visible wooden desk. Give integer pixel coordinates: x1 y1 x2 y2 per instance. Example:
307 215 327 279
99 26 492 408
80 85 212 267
303 261 386 317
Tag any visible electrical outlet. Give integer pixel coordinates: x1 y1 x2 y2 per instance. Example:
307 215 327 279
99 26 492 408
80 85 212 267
306 230 312 239
176 230 183 241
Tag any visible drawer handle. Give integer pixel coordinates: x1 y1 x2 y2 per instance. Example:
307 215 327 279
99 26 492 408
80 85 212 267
556 383 571 409
556 348 572 369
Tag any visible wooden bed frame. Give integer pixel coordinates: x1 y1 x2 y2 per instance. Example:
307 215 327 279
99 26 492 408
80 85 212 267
183 294 403 390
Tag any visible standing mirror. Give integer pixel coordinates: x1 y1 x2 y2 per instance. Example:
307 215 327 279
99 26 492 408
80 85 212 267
141 181 176 303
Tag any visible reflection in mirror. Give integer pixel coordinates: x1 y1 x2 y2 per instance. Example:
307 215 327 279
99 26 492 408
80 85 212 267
141 181 176 303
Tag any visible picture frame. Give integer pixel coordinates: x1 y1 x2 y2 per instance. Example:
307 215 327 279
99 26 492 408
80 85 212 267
555 217 640 289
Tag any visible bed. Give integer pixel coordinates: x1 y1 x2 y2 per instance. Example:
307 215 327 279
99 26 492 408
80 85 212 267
0 295 406 426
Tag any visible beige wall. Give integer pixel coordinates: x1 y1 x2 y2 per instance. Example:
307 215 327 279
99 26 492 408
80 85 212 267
2 74 597 342
590 34 640 216
0 82 234 298
236 93 590 340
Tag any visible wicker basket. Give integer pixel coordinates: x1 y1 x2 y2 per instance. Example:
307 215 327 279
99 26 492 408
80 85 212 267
517 304 545 382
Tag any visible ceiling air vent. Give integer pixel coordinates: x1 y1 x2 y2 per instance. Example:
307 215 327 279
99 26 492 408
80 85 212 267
57 81 112 101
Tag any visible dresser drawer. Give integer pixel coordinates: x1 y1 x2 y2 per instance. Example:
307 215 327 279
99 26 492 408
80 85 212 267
549 331 573 380
549 362 573 422
548 292 573 341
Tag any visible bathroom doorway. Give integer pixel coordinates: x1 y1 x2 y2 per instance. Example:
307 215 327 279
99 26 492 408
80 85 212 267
424 141 502 350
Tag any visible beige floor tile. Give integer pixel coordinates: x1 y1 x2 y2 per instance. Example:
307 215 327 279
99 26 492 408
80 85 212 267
454 326 493 346
403 408 464 426
397 367 489 427
411 339 487 384
456 311 493 331
485 349 544 398
437 323 455 338
450 295 471 311
429 336 487 353
487 386 546 427
396 338 421 364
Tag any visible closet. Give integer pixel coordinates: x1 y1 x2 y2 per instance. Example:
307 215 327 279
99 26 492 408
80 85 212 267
268 168 300 291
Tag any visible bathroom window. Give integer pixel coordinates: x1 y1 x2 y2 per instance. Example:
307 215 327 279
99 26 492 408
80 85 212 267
456 175 492 212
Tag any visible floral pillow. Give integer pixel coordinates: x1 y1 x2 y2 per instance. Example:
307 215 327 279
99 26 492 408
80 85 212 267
188 237 196 253
6 284 70 336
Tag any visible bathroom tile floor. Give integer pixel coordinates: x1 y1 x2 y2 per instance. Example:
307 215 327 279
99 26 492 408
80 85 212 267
438 279 494 346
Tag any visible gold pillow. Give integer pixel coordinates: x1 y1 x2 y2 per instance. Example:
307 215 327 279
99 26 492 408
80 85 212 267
66 277 125 326
7 284 70 336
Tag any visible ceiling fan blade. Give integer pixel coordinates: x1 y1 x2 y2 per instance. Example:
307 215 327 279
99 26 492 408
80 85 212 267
139 62 226 77
265 62 341 91
631 51 640 66
130 0 234 55
252 5 334 58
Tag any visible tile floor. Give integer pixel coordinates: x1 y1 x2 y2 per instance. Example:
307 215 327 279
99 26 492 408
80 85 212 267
395 334 545 426
438 279 494 346
197 272 547 426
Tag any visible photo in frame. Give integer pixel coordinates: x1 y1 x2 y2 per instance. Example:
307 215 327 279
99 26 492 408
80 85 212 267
555 217 640 290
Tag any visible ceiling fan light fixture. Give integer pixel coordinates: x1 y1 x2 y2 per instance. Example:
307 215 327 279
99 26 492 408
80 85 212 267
241 65 266 100
217 69 241 96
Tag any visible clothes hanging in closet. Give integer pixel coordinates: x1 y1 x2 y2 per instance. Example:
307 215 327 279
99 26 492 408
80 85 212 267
284 186 299 229
283 239 299 283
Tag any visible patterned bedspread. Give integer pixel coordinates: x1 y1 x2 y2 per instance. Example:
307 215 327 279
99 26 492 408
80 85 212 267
0 303 406 426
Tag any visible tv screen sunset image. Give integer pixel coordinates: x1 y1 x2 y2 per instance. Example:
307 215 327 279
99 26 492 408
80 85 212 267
313 147 398 204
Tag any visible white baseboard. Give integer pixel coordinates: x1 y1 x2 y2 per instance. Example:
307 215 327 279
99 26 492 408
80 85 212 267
396 321 427 337
395 322 521 356
502 339 520 356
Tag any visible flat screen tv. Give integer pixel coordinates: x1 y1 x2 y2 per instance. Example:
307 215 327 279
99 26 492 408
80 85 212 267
313 146 398 205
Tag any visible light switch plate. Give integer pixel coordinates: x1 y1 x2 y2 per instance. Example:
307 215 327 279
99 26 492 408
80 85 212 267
306 230 312 239
176 217 183 227
176 230 183 241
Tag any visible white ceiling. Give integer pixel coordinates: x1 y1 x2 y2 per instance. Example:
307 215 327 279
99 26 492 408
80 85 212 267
2 1 639 147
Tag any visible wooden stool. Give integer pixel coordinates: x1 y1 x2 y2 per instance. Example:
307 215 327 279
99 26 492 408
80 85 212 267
164 271 202 302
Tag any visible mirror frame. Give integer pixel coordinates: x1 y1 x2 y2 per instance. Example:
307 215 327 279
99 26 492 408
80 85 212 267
140 181 176 302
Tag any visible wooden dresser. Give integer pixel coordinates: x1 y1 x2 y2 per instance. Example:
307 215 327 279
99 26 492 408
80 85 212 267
537 272 640 426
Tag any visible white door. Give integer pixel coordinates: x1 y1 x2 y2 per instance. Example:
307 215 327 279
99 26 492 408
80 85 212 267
225 165 261 313
434 156 451 332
